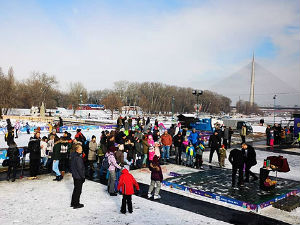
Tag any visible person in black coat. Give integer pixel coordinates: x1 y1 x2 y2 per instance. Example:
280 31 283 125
265 125 271 146
28 132 41 179
70 144 85 209
6 141 20 182
228 148 244 187
173 132 184 165
241 143 258 182
208 131 221 165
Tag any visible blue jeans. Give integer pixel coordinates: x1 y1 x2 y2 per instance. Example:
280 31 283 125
142 154 148 165
162 146 170 160
186 155 193 166
52 160 61 176
42 157 48 167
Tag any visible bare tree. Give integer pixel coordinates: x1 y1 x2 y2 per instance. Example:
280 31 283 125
102 93 123 119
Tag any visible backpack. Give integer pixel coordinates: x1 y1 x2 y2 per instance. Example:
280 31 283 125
102 155 110 170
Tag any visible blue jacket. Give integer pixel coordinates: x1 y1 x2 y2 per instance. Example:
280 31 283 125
188 132 199 145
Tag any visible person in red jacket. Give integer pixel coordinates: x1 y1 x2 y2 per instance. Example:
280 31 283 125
117 168 140 214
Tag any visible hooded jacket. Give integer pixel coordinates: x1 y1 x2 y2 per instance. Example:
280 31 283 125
149 156 163 182
117 169 139 195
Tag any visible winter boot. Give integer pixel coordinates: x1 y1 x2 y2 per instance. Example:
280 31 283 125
147 193 152 198
154 194 161 200
61 171 65 177
53 176 59 181
57 175 63 181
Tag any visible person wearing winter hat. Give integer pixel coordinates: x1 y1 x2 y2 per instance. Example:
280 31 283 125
117 168 140 214
219 144 227 168
147 155 163 199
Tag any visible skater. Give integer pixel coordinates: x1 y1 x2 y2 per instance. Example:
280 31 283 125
117 168 140 214
228 148 244 187
148 155 163 199
70 144 85 209
27 131 41 179
242 143 258 182
14 121 20 138
208 131 221 165
219 144 227 168
6 141 20 182
25 122 30 134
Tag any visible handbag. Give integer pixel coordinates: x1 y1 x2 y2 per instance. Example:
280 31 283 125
2 159 9 167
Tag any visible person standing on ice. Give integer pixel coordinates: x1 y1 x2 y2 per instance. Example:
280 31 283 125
6 141 20 182
52 137 63 181
208 131 221 166
14 120 20 138
70 144 85 209
160 130 172 163
241 143 258 182
240 125 247 144
106 146 122 196
228 148 244 187
27 131 41 179
188 128 200 148
117 168 140 214
147 155 163 199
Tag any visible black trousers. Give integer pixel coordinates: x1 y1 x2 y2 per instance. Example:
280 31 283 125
121 195 132 213
195 154 203 168
232 166 244 186
71 178 84 206
30 158 40 177
7 164 18 179
245 164 257 181
59 153 68 172
209 148 220 163
241 135 246 144
223 139 228 149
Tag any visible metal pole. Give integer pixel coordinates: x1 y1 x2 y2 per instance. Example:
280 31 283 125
196 95 199 118
172 96 175 120
273 95 276 125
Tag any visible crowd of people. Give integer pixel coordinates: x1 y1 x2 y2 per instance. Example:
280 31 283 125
4 116 292 211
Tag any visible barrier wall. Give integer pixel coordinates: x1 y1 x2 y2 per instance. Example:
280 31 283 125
164 172 300 211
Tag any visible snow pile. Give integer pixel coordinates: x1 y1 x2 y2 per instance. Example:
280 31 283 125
0 174 230 225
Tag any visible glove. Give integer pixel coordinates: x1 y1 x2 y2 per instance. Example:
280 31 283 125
135 190 140 196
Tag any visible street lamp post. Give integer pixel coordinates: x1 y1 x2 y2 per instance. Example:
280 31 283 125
273 95 277 125
192 90 203 118
171 96 175 120
80 92 83 105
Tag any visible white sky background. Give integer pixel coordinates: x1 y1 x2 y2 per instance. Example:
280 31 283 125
0 0 299 99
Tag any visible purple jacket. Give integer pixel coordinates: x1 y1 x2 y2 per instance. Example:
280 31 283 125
106 152 121 171
149 163 163 182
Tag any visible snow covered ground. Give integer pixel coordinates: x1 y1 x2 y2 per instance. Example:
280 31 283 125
0 174 231 225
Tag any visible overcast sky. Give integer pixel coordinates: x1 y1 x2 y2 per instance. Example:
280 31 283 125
0 0 299 99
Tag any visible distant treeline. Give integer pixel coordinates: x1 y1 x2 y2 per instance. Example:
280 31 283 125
0 67 232 116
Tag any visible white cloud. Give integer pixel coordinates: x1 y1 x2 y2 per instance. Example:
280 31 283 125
0 0 299 102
